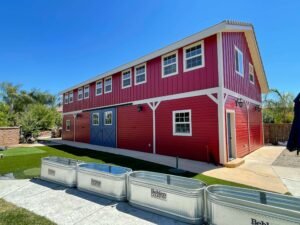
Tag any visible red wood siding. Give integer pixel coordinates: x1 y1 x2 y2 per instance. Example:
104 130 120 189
62 112 90 143
75 112 90 143
63 35 218 113
156 95 219 163
117 104 153 153
62 115 74 141
225 96 263 158
222 32 262 102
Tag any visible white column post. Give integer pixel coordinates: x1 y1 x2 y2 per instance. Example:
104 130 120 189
147 101 160 154
217 32 227 164
73 113 77 142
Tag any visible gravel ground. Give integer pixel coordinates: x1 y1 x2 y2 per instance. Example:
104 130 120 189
272 149 300 168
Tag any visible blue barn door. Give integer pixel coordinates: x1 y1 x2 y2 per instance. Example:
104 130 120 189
100 108 116 147
90 109 102 145
90 108 116 147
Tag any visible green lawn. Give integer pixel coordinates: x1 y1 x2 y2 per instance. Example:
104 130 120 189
0 144 253 188
0 199 56 225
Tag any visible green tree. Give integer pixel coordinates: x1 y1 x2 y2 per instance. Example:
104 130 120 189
263 89 294 123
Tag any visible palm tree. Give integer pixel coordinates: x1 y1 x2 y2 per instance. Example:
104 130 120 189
263 89 294 123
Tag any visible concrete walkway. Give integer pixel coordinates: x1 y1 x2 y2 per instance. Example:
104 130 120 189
43 138 218 174
204 146 300 196
0 179 188 225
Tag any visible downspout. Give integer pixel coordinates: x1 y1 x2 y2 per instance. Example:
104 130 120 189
73 113 77 142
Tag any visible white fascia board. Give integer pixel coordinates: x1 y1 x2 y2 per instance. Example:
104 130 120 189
224 88 262 105
63 110 83 116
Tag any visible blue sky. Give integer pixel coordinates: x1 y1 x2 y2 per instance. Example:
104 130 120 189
0 0 299 96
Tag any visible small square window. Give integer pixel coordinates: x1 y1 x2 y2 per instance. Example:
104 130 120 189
104 77 112 93
249 63 255 84
135 64 146 85
92 113 99 126
69 92 73 103
84 86 89 99
183 41 204 72
235 46 244 76
173 110 192 136
96 80 103 96
78 88 83 100
66 120 71 131
104 111 112 125
122 69 132 88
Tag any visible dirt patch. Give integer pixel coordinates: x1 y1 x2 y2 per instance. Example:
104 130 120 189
272 149 300 168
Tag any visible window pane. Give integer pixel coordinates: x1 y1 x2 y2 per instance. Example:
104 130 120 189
186 56 202 69
164 54 176 66
136 66 145 75
136 74 145 83
164 64 176 75
176 124 190 133
186 45 201 58
123 79 131 87
105 112 112 125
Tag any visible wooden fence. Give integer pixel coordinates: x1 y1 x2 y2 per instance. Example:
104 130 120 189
264 123 292 144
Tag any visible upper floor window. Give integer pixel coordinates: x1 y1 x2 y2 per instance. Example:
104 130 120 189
84 85 89 99
249 63 255 84
235 46 244 76
104 77 112 93
78 87 83 100
173 110 192 136
96 80 103 96
69 92 73 103
135 63 146 85
162 51 178 77
183 41 204 72
122 69 132 89
64 94 68 104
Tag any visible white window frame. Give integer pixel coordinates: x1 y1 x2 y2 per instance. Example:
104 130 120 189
95 80 103 96
66 120 71 131
104 76 112 94
183 40 205 72
161 51 178 78
134 63 147 85
104 111 112 125
249 63 255 84
92 113 99 126
172 110 192 136
78 87 83 101
68 92 73 103
64 93 68 105
121 69 132 89
84 85 90 99
234 46 244 77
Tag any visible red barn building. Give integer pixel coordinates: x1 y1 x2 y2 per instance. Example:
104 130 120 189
60 21 268 165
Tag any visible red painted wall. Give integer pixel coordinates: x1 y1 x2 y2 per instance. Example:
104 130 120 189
155 95 219 163
222 32 262 102
62 115 74 141
63 34 218 113
117 104 153 153
75 112 90 143
62 112 90 143
225 96 263 158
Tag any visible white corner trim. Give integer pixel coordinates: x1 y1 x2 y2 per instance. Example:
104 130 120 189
217 32 227 165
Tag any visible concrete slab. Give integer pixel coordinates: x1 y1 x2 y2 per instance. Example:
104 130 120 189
0 179 188 225
42 138 218 174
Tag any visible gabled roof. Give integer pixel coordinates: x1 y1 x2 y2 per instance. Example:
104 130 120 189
60 20 269 94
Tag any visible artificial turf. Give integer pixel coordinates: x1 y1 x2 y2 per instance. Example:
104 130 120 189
0 144 253 188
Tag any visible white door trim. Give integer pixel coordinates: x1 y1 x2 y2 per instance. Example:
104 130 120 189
226 109 237 160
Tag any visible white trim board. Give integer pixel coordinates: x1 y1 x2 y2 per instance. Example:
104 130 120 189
59 20 268 95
